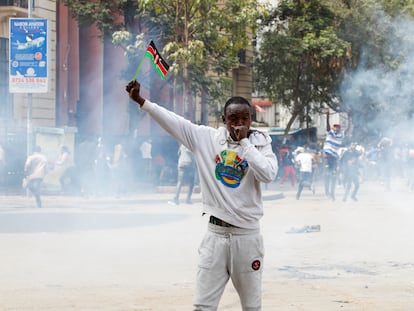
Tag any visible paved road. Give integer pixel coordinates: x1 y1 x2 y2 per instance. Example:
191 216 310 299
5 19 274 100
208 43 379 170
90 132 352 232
0 178 413 310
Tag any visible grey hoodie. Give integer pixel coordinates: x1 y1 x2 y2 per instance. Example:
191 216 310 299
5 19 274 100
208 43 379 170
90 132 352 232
141 100 278 229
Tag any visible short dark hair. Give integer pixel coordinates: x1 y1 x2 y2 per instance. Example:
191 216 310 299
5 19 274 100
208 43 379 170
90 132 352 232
223 96 251 115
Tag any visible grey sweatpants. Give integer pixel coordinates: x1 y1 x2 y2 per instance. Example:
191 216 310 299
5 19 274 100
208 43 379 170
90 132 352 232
193 223 264 311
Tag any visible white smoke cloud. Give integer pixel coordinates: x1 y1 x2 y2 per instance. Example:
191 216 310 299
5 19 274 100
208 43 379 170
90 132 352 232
340 10 414 144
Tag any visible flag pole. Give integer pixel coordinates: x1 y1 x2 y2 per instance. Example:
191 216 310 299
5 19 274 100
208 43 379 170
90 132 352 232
133 55 146 80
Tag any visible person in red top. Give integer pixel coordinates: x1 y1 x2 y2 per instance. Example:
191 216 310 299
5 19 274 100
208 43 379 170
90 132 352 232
279 144 296 187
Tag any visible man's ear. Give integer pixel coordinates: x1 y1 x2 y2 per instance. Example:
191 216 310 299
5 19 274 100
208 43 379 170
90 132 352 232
222 115 226 123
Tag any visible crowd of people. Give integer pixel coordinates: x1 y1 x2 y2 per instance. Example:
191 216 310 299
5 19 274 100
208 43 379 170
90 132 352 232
9 132 200 207
2 125 414 210
0 130 200 208
275 126 414 201
1 122 414 210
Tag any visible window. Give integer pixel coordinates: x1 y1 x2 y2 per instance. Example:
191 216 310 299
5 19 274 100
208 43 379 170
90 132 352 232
0 38 12 121
0 0 25 7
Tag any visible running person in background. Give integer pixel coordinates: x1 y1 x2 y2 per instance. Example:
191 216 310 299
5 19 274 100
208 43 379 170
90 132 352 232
279 144 296 187
341 141 361 202
323 121 344 201
168 144 197 205
126 79 278 311
295 145 314 200
23 146 48 208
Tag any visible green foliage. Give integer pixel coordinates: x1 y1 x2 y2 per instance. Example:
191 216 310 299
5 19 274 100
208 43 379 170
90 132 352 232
255 0 414 140
62 0 414 140
62 0 266 112
113 0 266 107
255 0 350 132
112 32 147 79
60 0 132 35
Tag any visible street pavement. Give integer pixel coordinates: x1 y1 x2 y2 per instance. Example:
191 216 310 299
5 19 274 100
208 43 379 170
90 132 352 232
0 178 413 310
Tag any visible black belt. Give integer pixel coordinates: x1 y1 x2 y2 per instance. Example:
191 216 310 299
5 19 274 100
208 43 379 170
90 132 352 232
209 216 236 227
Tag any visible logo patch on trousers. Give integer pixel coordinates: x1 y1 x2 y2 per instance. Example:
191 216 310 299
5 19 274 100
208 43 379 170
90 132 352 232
251 260 261 271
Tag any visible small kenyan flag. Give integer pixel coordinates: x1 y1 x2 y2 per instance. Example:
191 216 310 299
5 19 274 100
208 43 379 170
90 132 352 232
145 40 170 80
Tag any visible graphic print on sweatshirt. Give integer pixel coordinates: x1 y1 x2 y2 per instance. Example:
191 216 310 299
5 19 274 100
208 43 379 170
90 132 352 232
215 150 248 188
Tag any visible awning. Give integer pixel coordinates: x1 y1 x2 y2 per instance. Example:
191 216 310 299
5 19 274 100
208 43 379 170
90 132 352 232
252 98 273 107
252 98 272 113
253 104 266 113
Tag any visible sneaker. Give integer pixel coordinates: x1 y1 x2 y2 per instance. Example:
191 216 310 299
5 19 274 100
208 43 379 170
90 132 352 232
185 199 193 204
351 196 358 202
168 200 179 206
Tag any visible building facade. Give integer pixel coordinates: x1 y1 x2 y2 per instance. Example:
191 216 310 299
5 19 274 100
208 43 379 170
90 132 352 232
0 0 256 189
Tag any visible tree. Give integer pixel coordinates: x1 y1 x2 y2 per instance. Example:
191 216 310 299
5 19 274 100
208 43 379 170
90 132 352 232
63 0 267 124
113 0 267 124
61 0 138 36
255 0 350 137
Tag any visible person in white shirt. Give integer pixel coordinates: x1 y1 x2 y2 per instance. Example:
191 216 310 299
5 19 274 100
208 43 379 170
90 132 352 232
126 79 278 311
140 138 152 179
295 145 314 200
168 144 197 205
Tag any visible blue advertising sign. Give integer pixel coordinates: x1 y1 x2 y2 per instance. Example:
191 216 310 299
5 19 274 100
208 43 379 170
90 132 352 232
9 18 48 93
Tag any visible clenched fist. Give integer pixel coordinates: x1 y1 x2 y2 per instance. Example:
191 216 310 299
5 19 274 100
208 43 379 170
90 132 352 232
126 80 145 106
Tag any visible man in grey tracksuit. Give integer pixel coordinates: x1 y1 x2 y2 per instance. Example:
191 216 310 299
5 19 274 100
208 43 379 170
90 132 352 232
126 80 278 311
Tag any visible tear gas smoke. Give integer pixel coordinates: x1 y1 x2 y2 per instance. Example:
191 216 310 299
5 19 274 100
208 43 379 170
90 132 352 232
340 9 414 145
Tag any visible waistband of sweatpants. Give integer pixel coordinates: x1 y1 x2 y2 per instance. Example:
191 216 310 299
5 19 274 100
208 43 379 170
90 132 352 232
207 222 260 235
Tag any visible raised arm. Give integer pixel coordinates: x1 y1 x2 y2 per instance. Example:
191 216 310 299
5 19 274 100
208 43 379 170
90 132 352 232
326 108 331 132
